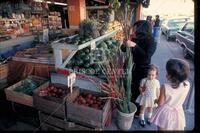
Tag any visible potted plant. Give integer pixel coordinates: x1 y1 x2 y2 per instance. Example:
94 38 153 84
97 0 137 130
98 43 137 130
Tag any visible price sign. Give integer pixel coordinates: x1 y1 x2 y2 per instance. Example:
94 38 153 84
67 73 76 93
43 28 49 43
90 40 96 50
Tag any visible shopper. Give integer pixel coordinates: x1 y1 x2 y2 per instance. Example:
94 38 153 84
153 15 161 27
153 15 161 43
135 64 160 127
146 15 154 30
121 20 157 116
151 58 190 131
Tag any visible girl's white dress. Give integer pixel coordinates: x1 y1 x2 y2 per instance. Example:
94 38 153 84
136 78 160 107
150 81 190 130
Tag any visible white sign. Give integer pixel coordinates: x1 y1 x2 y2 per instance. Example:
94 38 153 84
67 73 76 93
91 40 96 50
43 29 49 43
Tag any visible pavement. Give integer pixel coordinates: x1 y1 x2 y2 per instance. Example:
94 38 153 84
0 35 194 131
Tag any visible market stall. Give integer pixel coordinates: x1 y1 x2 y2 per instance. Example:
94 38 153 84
0 0 151 131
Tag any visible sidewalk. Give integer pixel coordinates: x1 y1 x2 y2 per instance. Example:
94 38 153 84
1 107 194 131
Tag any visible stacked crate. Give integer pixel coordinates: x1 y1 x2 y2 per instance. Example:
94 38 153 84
66 88 112 130
33 85 112 130
0 63 8 88
33 83 96 130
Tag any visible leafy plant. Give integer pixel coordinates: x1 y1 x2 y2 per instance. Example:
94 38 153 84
97 0 135 113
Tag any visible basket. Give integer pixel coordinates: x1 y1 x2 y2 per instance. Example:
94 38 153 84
0 63 8 80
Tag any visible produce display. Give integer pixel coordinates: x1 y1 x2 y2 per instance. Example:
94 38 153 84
114 31 124 41
99 20 121 35
14 77 46 95
13 44 54 64
106 20 121 33
79 19 100 39
73 93 106 110
59 35 93 45
65 37 121 77
38 84 72 98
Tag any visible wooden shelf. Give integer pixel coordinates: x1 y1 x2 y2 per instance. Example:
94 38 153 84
86 6 109 10
51 27 122 69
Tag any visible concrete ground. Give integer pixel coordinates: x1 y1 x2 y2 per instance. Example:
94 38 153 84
0 107 194 131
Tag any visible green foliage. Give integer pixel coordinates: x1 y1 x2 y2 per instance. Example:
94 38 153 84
99 0 135 114
79 19 100 39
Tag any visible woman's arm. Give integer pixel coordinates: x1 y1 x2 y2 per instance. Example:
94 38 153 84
157 84 166 106
132 38 156 58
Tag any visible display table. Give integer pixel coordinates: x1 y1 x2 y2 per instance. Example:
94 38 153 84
0 36 35 58
7 60 55 85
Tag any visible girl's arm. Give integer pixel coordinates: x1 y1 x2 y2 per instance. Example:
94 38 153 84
156 81 161 99
157 84 166 106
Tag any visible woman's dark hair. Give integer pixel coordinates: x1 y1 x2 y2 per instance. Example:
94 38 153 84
133 20 152 40
166 58 190 88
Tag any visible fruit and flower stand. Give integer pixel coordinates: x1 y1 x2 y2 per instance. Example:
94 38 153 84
0 0 151 131
3 27 123 130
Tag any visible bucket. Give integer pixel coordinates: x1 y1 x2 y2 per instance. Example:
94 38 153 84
117 102 137 130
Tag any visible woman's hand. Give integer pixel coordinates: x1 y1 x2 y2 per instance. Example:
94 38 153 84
126 40 136 48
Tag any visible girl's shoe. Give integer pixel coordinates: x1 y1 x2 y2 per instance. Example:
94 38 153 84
140 120 145 127
147 118 151 125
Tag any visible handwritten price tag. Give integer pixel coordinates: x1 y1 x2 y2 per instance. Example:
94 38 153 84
91 40 96 50
67 73 76 93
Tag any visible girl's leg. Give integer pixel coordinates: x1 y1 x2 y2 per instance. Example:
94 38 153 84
139 105 145 126
147 107 153 124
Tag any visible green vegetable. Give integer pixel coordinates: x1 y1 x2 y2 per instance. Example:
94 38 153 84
84 48 90 54
14 77 46 95
98 42 108 49
84 63 90 68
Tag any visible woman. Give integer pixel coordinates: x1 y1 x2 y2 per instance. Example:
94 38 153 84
121 20 157 115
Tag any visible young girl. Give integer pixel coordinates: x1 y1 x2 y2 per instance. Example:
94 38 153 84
135 64 160 127
150 58 190 130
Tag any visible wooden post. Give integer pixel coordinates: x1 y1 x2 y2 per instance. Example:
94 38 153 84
67 0 86 29
136 0 142 21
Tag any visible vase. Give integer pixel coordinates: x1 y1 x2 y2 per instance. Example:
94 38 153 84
117 102 137 130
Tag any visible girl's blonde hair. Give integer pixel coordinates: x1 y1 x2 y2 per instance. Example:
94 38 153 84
148 64 159 75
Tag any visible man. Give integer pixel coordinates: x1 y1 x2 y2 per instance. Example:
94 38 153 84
154 15 160 27
146 16 154 29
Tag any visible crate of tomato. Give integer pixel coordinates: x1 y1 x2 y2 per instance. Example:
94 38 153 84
66 88 112 129
33 82 79 119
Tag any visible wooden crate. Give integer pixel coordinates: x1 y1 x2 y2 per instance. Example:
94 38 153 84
5 76 47 107
40 123 63 131
0 63 8 80
39 111 94 131
66 88 112 129
33 82 79 119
